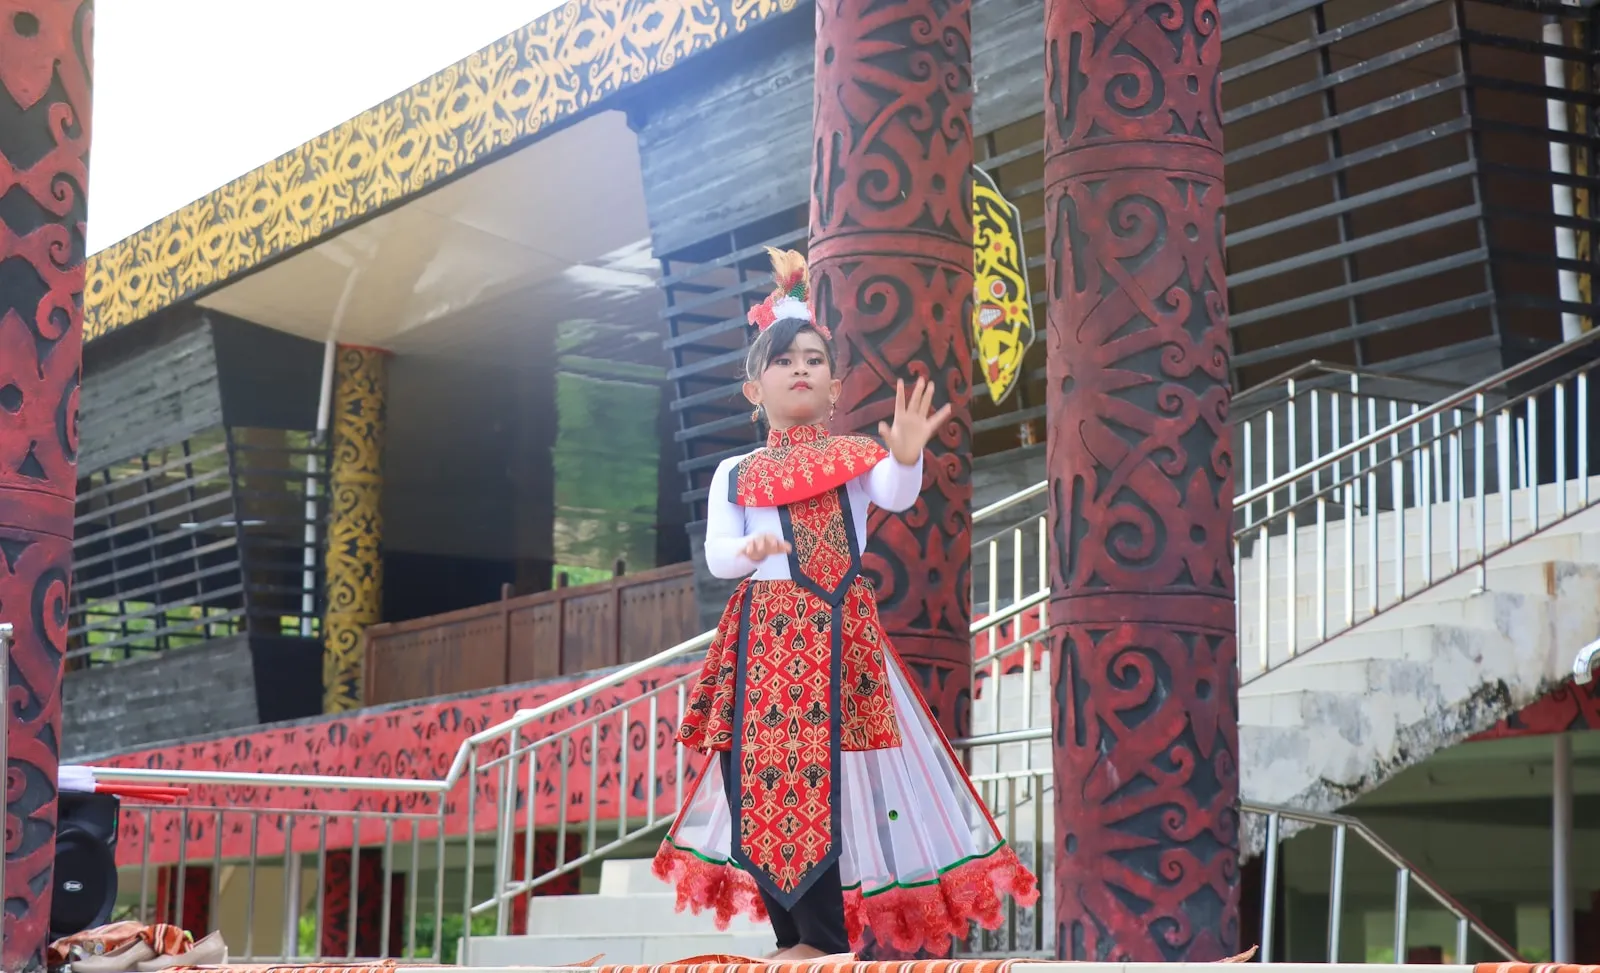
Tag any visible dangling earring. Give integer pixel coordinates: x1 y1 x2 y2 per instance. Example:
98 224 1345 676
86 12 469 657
828 401 836 421
751 406 762 425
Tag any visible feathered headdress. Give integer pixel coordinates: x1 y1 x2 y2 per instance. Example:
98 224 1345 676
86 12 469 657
746 248 830 339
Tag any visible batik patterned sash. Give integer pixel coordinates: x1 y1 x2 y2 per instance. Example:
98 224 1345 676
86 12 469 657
733 580 836 903
732 424 887 508
731 477 879 906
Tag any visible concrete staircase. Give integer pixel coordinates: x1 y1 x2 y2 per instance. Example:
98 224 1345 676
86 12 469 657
971 481 1600 830
464 858 775 967
1240 497 1600 814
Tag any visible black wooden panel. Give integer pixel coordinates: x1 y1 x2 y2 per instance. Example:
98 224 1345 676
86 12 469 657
633 0 1049 257
632 15 815 258
971 0 1048 134
61 632 323 759
79 310 223 473
210 311 323 430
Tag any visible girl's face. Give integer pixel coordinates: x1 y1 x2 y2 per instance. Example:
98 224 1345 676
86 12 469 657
744 329 841 428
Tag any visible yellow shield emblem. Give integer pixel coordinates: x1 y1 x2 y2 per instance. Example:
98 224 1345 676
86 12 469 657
971 165 1036 405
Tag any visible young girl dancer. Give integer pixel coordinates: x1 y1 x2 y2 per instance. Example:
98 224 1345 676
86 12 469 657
652 249 1038 960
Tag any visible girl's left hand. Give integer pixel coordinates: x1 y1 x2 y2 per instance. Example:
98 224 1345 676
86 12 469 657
879 377 953 465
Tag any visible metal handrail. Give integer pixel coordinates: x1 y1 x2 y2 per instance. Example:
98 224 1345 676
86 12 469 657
469 582 1057 906
1231 360 1463 427
1575 636 1600 684
1238 327 1600 508
1252 800 1520 963
958 724 1519 962
1235 359 1467 404
93 630 715 795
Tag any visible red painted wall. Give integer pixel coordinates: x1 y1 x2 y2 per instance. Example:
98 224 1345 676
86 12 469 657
104 660 702 867
1472 679 1600 741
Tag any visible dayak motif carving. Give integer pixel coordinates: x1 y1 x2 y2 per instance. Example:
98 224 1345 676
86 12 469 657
0 3 93 969
810 0 976 739
1043 0 1240 961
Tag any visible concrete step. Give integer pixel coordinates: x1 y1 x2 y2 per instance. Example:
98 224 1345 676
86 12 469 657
466 858 778 966
1240 560 1600 810
597 858 671 897
519 893 771 937
1238 551 1591 676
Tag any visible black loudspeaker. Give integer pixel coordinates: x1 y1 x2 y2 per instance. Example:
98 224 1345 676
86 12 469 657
50 791 120 939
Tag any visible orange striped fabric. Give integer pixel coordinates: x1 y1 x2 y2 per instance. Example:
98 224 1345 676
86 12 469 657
586 959 1032 973
165 964 398 973
1476 965 1600 973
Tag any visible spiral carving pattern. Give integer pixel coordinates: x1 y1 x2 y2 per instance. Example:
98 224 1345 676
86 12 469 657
0 2 92 968
323 346 388 713
1043 0 1239 961
810 0 975 738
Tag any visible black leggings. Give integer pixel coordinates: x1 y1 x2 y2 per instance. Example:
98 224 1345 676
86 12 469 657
722 751 850 953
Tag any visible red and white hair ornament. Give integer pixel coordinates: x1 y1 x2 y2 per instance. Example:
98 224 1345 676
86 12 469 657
746 248 831 339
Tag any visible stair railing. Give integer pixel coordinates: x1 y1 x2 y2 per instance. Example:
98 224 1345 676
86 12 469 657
970 362 1455 622
955 725 1521 962
461 511 1058 960
1237 326 1600 683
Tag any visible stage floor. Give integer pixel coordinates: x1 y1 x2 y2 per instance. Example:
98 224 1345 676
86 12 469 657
142 961 1563 973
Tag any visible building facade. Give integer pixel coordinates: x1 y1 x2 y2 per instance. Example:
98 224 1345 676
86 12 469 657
5 0 1600 965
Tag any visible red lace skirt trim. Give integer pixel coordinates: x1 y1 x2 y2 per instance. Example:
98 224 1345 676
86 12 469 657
651 841 1039 957
846 845 1040 956
652 842 770 929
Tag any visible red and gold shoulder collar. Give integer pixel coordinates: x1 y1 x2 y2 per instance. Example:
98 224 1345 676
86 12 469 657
731 423 888 507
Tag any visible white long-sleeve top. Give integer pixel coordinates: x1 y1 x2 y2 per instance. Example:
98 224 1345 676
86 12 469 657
704 449 924 580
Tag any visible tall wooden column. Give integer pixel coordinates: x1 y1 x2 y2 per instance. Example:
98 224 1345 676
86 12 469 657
1043 0 1240 961
810 0 975 737
0 4 92 969
323 345 389 713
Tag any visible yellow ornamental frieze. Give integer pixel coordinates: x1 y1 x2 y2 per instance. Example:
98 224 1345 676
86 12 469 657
84 0 799 341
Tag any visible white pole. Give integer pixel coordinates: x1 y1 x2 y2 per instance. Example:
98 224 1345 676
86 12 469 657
300 270 359 636
284 850 302 957
1554 731 1575 963
1544 20 1584 341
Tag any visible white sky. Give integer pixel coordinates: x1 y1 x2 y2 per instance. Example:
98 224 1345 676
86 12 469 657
88 0 567 254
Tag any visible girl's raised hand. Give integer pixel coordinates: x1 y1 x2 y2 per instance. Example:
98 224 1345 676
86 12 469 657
879 377 953 465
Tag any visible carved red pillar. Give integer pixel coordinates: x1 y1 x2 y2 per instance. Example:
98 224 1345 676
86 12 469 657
1043 0 1239 961
0 4 92 970
810 0 975 738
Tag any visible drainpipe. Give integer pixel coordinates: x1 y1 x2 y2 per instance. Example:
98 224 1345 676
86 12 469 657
1554 731 1575 963
1544 18 1584 341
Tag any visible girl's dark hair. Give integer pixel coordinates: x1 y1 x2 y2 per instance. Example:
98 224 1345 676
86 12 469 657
745 318 835 380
